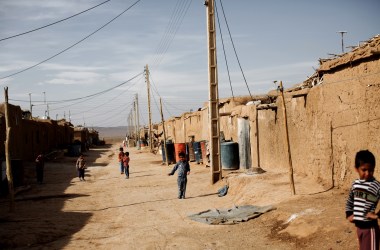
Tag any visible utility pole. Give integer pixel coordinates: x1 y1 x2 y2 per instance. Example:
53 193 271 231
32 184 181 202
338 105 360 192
4 87 15 212
145 65 153 152
278 81 296 195
205 0 222 184
29 93 32 117
160 98 169 166
43 91 47 118
337 31 347 53
135 94 141 150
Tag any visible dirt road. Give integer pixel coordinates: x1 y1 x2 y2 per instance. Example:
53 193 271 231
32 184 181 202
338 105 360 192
0 143 358 249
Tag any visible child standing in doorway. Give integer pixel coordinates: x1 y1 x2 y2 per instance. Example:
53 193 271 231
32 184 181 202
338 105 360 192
168 152 190 199
346 150 380 249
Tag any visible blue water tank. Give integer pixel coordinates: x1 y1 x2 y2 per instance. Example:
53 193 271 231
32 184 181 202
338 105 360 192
220 142 239 170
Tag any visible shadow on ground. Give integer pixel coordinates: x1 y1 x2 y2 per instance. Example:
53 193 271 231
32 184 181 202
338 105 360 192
0 143 114 249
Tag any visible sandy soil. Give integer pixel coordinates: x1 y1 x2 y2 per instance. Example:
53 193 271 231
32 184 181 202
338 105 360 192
0 142 359 249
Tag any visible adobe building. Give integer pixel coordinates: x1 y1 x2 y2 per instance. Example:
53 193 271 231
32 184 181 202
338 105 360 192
154 35 380 189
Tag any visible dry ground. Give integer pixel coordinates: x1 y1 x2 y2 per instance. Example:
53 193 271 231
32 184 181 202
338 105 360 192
0 142 359 249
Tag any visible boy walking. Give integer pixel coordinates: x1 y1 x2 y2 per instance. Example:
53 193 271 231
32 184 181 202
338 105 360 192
76 154 86 181
346 150 380 250
168 152 190 199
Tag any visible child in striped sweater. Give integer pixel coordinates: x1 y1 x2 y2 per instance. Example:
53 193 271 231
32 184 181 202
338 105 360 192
346 150 379 250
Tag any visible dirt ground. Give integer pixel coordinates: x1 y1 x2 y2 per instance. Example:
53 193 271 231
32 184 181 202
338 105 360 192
0 142 360 249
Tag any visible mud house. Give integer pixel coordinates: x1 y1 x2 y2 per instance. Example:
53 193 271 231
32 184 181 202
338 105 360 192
0 103 75 189
154 35 380 189
73 126 90 153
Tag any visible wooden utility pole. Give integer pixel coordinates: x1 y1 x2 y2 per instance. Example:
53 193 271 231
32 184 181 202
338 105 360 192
145 65 153 152
134 95 140 149
279 81 296 195
205 0 222 184
4 87 15 212
160 98 169 166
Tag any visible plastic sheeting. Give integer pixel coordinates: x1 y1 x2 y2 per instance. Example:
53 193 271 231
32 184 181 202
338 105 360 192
188 205 275 225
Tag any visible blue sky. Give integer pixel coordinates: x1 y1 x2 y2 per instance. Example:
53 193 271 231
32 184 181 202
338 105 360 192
0 0 379 127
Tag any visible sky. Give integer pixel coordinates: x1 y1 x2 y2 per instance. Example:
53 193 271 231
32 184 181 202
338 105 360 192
0 0 379 128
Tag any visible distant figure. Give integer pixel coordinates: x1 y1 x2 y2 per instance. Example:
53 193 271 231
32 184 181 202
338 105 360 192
118 147 124 174
154 131 163 139
76 154 86 181
346 150 379 250
168 152 190 199
122 152 130 179
35 153 44 184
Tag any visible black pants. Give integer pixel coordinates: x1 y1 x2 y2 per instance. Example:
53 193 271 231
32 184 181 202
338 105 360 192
177 177 187 199
78 168 85 180
36 166 44 184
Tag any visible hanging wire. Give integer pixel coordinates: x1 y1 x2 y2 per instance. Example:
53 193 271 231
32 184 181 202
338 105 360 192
215 2 234 99
0 0 142 80
219 0 253 100
9 71 144 104
150 0 193 69
0 0 111 42
148 71 173 117
55 73 144 113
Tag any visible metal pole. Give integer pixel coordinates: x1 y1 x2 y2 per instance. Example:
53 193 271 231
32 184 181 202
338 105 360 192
29 93 32 117
134 100 137 143
279 81 296 195
337 31 347 53
160 98 169 166
4 87 15 212
145 65 153 152
136 94 140 150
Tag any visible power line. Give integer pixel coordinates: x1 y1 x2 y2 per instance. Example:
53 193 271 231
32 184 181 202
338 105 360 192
0 0 142 80
68 74 144 115
219 0 253 100
215 2 234 98
9 71 144 104
0 0 111 42
150 0 193 69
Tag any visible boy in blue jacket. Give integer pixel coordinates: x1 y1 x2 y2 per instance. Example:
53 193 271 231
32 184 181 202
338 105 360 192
168 152 190 199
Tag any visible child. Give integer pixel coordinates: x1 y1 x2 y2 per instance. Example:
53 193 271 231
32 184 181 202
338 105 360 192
76 154 86 181
123 152 130 179
346 150 380 249
118 147 124 174
168 152 190 199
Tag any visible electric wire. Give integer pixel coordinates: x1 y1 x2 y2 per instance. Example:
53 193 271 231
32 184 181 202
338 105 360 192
150 0 183 66
219 0 253 100
215 2 234 98
150 0 186 67
0 0 111 42
68 74 144 115
147 71 173 117
0 0 142 80
150 0 193 69
9 71 144 104
154 0 192 68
